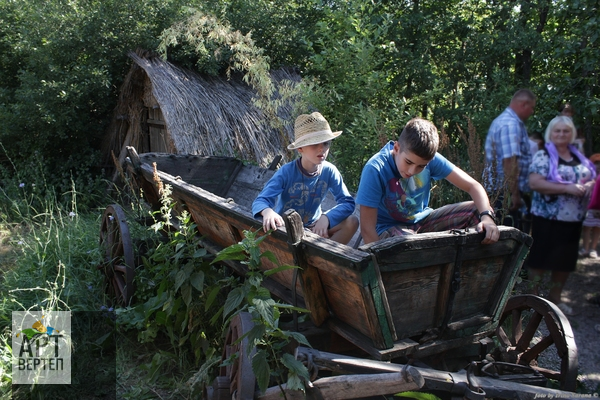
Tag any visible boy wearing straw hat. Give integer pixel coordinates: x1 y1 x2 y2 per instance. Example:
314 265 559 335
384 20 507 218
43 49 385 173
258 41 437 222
252 112 359 244
356 118 499 245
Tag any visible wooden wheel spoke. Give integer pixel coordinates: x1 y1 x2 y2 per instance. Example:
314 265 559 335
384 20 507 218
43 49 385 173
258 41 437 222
496 294 578 392
515 311 543 352
106 225 118 244
206 312 256 400
113 238 124 256
510 309 523 345
520 335 554 364
496 326 512 348
114 264 128 273
113 273 125 297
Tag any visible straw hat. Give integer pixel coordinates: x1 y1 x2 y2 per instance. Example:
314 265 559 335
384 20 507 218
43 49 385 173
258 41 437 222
287 112 342 150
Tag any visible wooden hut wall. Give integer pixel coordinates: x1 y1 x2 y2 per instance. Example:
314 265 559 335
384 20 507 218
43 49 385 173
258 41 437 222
146 107 170 153
140 72 173 154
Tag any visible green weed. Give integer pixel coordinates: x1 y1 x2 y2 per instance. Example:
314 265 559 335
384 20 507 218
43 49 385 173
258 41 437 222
0 160 109 397
213 228 311 395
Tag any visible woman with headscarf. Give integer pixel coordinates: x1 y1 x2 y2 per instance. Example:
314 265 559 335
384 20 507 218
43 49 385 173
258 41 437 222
527 115 597 316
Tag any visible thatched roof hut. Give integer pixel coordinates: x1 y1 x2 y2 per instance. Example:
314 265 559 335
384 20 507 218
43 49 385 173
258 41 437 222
103 50 300 176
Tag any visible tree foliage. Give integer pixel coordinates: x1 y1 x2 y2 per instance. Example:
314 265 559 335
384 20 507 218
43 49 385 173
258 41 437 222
1 0 599 193
0 0 190 193
157 9 274 100
276 0 600 189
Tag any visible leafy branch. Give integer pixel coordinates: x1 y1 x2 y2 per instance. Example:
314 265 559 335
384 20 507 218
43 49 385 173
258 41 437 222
213 229 312 395
158 9 274 100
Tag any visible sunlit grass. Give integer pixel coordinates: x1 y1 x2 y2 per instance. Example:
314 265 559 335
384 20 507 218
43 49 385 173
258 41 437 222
0 177 109 397
0 170 203 398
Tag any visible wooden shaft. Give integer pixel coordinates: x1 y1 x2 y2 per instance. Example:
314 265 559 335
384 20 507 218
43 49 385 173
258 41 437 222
257 367 424 400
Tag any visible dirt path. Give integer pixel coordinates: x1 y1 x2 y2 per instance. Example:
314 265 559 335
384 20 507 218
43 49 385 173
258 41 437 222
560 256 600 393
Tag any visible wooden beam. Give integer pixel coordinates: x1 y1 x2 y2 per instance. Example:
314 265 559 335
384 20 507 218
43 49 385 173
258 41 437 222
293 347 578 400
257 367 424 400
284 210 330 326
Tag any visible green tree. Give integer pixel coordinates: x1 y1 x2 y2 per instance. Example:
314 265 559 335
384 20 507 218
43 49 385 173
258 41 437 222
0 0 190 194
197 0 322 68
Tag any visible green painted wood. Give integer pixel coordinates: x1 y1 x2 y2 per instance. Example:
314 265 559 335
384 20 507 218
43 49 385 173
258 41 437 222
361 257 395 348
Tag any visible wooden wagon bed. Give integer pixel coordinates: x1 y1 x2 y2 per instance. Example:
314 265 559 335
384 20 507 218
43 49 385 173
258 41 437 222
124 147 533 362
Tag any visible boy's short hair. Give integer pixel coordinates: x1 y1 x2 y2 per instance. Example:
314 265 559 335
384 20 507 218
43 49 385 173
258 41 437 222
397 118 439 160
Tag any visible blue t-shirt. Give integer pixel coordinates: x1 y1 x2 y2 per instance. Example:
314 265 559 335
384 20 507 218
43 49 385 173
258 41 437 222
356 141 454 235
252 159 355 228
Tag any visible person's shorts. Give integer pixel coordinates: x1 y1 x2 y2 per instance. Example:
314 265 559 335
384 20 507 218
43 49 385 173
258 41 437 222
379 225 417 240
583 210 600 228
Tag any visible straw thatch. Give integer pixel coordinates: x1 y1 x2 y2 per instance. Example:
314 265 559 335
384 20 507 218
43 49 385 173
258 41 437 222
103 50 300 176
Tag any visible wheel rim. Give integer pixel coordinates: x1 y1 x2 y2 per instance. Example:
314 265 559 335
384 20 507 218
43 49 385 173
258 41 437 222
206 312 256 400
496 294 578 391
99 204 135 306
224 312 256 400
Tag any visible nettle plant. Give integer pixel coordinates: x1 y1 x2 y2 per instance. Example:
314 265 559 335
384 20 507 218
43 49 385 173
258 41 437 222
118 183 312 394
212 229 312 395
116 184 230 367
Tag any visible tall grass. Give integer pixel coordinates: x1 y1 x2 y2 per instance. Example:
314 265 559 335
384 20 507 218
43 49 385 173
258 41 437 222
0 161 109 397
0 158 238 398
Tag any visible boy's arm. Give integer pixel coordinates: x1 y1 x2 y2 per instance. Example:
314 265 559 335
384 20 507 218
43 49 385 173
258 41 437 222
445 167 499 244
323 190 355 228
360 205 380 244
259 208 285 232
252 170 286 232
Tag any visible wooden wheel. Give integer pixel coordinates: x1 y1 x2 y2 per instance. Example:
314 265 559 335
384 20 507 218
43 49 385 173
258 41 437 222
494 294 578 391
205 312 256 400
99 204 135 306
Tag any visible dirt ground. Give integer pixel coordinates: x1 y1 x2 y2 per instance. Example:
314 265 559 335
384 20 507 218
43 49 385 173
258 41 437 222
557 255 600 393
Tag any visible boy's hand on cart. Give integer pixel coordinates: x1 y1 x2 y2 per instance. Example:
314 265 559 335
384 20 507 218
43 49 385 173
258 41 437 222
260 208 284 232
311 215 330 238
477 217 499 244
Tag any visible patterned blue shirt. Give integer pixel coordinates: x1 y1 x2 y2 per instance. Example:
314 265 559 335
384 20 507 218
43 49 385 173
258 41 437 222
252 160 355 228
484 107 532 193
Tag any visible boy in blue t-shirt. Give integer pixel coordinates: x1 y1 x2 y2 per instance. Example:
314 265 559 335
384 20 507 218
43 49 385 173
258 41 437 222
252 112 359 244
356 118 499 245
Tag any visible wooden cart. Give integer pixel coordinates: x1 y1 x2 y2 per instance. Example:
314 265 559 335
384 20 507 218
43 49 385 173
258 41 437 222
99 147 579 399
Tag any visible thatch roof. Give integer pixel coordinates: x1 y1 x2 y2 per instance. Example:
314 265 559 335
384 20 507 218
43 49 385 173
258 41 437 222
103 50 300 174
